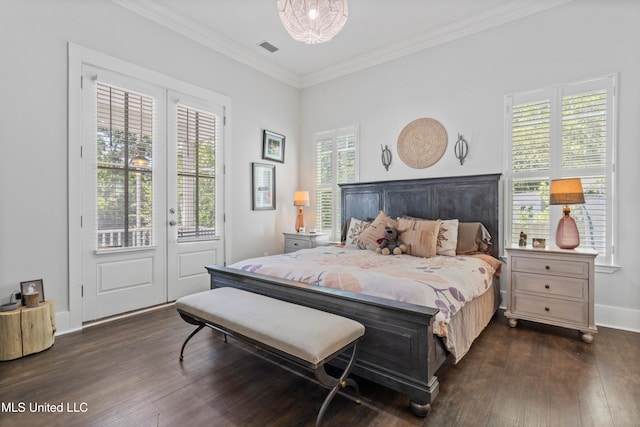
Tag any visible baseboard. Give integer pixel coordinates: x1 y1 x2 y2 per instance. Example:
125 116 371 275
498 290 638 333
55 298 638 336
54 303 175 336
54 311 80 336
595 303 640 333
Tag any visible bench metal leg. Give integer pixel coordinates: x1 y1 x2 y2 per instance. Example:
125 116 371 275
179 324 205 361
315 340 361 427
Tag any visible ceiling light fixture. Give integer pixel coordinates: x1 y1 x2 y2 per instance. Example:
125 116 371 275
278 0 348 44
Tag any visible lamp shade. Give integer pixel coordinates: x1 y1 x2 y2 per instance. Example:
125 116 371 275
293 191 310 207
278 0 348 44
549 178 585 205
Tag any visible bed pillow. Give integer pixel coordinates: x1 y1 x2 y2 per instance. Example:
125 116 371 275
344 218 371 249
456 222 492 254
436 219 459 256
398 217 440 257
354 211 399 250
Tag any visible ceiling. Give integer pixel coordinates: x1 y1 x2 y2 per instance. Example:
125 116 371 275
111 0 571 88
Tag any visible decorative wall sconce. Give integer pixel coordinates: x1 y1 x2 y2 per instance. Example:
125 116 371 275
454 133 468 165
381 145 392 171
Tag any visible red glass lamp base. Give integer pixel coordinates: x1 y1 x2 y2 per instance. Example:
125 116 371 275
555 214 580 249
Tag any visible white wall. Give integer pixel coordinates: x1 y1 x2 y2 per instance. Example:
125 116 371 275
0 0 300 331
1 1 637 334
299 1 640 332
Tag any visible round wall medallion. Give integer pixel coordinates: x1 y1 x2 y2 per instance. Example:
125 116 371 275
397 118 448 169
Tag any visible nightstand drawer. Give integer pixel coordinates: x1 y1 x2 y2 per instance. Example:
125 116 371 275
511 256 589 279
285 238 311 252
512 293 587 326
512 272 587 299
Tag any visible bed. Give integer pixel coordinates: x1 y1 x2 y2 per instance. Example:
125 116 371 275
206 173 502 416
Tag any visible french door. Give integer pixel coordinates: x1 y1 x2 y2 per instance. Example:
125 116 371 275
81 66 224 322
166 91 225 301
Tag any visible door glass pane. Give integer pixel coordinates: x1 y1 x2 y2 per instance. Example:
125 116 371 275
176 105 218 240
96 83 154 249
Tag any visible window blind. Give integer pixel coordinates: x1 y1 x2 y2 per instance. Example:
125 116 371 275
96 83 154 248
506 76 615 264
510 179 550 245
511 100 550 173
561 90 607 170
314 128 358 240
176 105 218 240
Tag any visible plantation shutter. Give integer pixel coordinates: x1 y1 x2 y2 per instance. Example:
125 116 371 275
506 76 615 265
510 99 551 244
511 100 550 173
561 90 608 254
314 127 358 241
315 137 333 233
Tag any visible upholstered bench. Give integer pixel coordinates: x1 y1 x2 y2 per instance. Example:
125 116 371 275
175 287 365 426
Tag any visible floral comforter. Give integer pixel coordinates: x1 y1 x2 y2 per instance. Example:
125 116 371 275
229 246 497 338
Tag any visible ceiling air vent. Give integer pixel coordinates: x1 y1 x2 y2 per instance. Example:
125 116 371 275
258 41 279 53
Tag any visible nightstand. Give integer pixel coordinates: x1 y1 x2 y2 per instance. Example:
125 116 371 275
283 232 329 253
505 246 597 343
0 300 56 360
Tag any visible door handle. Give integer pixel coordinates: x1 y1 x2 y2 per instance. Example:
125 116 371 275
169 220 177 226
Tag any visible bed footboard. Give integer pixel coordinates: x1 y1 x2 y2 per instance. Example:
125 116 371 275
206 265 442 416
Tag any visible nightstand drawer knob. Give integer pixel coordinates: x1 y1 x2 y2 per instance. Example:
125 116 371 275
545 307 550 312
545 284 550 289
545 265 550 270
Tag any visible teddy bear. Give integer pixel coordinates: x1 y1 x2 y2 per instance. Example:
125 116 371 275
376 226 408 255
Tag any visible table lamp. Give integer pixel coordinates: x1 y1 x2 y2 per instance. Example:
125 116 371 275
293 191 310 232
549 178 585 249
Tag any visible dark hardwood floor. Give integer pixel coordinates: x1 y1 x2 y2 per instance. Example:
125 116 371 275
1 305 638 427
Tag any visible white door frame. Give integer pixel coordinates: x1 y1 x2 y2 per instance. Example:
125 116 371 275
68 43 231 332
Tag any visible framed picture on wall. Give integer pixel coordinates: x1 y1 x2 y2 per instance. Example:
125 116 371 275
252 163 276 210
262 130 285 163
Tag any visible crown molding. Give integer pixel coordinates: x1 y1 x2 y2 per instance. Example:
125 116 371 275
111 0 571 90
301 0 573 88
110 0 302 88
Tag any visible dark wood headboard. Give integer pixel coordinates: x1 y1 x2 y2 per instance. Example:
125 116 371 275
340 174 502 259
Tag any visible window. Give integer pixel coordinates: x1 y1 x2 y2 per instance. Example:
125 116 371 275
176 105 219 240
96 83 154 248
505 75 616 265
314 126 358 241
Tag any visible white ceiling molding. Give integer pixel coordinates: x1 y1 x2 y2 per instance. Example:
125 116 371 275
110 0 302 87
111 0 572 89
300 0 573 88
